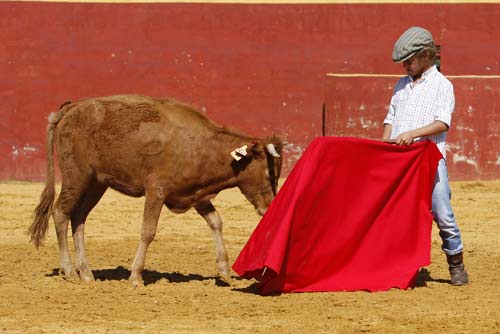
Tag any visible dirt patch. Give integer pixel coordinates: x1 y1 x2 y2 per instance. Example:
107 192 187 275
1 180 499 333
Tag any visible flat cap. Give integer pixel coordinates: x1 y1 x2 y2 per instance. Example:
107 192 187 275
392 27 434 63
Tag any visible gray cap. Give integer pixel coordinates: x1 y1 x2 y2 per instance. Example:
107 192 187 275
392 27 434 63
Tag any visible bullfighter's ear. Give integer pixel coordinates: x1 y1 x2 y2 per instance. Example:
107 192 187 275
230 144 249 161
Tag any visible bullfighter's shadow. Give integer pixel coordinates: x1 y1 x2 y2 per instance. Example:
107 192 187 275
414 268 451 287
46 266 231 286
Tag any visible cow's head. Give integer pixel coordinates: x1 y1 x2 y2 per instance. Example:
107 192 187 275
231 136 283 216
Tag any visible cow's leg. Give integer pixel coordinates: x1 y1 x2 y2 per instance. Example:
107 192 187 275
52 176 91 280
195 201 231 284
70 179 107 283
52 202 77 279
129 187 165 287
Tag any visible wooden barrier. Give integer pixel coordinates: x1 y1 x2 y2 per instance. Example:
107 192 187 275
324 74 500 180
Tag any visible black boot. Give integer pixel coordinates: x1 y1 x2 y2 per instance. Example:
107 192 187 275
446 252 469 286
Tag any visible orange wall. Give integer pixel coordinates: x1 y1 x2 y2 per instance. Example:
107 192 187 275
1 2 499 180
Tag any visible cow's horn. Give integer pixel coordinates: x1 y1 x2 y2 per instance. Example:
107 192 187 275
266 143 280 158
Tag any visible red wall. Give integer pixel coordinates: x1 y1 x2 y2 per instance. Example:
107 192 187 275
1 2 499 180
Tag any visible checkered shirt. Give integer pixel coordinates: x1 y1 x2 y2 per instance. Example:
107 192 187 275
384 65 455 159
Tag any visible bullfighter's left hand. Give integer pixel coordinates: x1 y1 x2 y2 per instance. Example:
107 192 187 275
396 131 416 146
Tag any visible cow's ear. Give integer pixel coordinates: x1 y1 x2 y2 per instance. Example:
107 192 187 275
249 140 269 159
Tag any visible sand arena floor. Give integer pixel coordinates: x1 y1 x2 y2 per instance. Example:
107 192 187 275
0 180 499 333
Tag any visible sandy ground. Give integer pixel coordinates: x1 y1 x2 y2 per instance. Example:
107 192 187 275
0 180 499 334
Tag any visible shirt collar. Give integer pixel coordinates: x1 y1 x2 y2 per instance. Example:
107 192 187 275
408 65 437 85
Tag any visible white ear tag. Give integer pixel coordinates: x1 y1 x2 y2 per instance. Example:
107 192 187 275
230 145 248 161
235 145 248 156
231 151 242 161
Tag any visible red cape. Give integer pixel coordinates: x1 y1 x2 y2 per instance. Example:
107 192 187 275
232 137 442 294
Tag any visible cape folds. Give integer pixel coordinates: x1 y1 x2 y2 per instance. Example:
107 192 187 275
232 137 442 294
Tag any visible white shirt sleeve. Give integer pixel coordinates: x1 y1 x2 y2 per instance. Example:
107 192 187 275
384 88 397 125
434 80 454 127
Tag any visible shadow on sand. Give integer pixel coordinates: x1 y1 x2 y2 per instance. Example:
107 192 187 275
231 281 262 295
231 268 452 295
46 266 231 286
46 267 448 291
415 268 451 287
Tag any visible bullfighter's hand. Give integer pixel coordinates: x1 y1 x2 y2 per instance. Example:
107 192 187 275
396 131 416 146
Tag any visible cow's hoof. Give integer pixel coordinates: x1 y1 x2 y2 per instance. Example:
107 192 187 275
217 272 232 286
61 268 79 281
80 272 95 283
129 275 144 288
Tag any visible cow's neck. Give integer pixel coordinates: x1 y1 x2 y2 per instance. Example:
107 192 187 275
166 130 259 211
193 130 253 192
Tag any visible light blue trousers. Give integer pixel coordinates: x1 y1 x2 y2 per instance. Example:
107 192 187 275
432 159 464 255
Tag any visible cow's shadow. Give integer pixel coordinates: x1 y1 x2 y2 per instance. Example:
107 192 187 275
47 266 230 286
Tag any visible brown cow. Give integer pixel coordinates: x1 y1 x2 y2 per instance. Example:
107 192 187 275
29 94 283 286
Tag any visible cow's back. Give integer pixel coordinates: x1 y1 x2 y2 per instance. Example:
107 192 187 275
54 94 220 195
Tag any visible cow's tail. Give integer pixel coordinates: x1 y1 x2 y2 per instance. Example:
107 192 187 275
28 103 67 248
